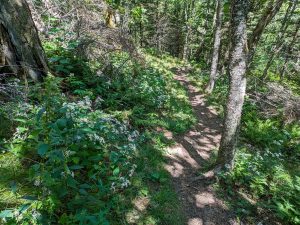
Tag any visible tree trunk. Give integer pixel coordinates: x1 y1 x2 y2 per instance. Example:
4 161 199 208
262 0 298 80
205 0 223 93
182 1 190 60
195 0 212 61
247 0 284 64
0 0 48 81
279 20 300 81
216 0 248 171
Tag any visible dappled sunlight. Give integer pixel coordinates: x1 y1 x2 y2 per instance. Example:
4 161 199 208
133 196 150 212
166 144 201 169
165 161 185 178
1 0 297 223
164 70 238 224
195 192 216 208
188 218 203 225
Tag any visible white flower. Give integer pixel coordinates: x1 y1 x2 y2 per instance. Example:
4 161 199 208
110 182 116 192
32 210 41 220
120 177 131 188
34 179 41 187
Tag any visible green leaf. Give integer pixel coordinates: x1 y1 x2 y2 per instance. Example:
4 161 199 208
72 157 80 164
79 183 91 189
140 188 149 196
17 127 28 133
0 210 13 218
113 167 120 176
10 181 17 194
59 59 70 64
151 172 160 180
69 165 84 170
79 189 88 195
38 143 49 156
67 176 78 188
36 107 46 122
14 118 27 123
56 118 67 129
21 196 38 201
18 204 31 215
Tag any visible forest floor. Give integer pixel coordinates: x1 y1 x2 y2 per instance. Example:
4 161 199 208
164 68 238 225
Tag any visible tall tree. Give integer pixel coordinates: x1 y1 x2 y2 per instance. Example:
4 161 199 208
205 0 223 93
216 0 248 170
0 0 48 81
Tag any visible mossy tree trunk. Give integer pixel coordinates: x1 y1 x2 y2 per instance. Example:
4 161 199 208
0 0 48 81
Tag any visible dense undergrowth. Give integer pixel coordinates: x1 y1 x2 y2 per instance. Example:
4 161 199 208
1 38 298 225
0 41 195 224
189 72 300 224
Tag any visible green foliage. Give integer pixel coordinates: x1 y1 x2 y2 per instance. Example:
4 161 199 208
0 104 15 140
44 39 92 78
0 51 191 224
190 70 300 224
221 143 300 224
219 101 300 224
1 77 140 224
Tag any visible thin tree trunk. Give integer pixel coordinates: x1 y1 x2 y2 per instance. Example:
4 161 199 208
195 0 212 61
205 0 223 93
182 1 190 60
0 0 48 81
216 0 248 170
204 1 218 63
219 41 230 77
262 0 298 80
139 20 143 47
279 20 300 80
247 0 284 64
155 0 162 54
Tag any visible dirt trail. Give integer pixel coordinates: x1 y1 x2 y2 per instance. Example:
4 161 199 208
164 68 238 225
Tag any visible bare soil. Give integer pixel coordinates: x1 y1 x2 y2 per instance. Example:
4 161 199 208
164 68 239 225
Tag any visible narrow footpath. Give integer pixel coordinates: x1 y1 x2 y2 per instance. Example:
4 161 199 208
165 68 238 225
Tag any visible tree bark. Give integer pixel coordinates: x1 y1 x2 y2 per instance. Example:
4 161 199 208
0 0 48 81
205 0 223 93
216 0 248 170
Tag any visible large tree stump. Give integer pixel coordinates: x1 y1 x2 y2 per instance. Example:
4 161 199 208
0 0 48 81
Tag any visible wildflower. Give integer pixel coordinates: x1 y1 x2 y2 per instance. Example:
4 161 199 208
32 210 41 220
111 182 116 192
34 179 41 187
120 177 131 188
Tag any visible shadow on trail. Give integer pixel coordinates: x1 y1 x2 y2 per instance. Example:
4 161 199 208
164 68 238 225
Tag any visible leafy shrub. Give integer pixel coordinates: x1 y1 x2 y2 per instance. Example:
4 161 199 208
220 105 300 224
1 77 140 224
223 146 300 224
1 51 195 224
44 39 92 78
